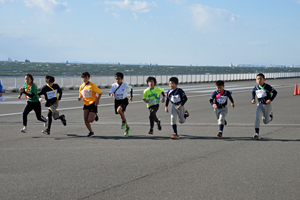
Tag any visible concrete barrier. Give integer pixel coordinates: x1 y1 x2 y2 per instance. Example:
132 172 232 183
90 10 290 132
1 72 300 92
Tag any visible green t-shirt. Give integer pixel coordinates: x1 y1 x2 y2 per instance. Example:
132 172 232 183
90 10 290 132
23 83 39 102
143 87 164 108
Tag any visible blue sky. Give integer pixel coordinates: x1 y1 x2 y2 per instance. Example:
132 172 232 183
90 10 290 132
1 0 300 66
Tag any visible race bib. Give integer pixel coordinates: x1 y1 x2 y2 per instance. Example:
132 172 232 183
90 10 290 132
115 93 123 100
256 90 267 98
148 98 159 106
46 90 57 99
217 96 227 104
171 95 181 103
81 89 93 98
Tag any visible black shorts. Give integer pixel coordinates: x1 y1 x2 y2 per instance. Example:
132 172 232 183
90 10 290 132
83 102 98 113
114 98 129 114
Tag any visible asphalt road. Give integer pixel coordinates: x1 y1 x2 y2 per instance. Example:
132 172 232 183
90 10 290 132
0 78 300 200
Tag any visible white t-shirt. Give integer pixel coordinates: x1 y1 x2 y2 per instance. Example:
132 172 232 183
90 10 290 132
110 82 132 100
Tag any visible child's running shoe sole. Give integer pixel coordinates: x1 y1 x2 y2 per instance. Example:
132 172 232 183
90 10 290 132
217 133 222 138
87 132 94 137
157 120 162 131
42 129 50 135
185 110 190 118
171 135 179 139
124 127 131 136
253 133 260 140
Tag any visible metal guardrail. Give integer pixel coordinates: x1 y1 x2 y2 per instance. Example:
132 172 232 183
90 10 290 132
1 72 300 91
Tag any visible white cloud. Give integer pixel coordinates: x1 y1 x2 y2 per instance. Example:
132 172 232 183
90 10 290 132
112 13 120 19
296 0 300 4
189 4 239 31
24 0 69 13
104 0 157 13
132 12 138 19
166 0 186 4
0 0 13 3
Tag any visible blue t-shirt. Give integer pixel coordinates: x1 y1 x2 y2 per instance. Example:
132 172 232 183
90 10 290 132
209 90 234 108
252 83 277 104
0 81 2 92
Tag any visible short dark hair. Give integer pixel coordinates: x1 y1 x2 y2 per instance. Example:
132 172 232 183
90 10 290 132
115 72 124 79
146 76 157 85
256 73 265 79
25 73 34 82
81 72 90 78
45 75 55 84
169 77 178 85
216 80 224 86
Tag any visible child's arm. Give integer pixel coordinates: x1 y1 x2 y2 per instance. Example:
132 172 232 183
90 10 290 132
161 91 165 103
130 88 133 102
251 90 256 104
229 94 235 108
95 92 102 106
165 97 169 112
209 92 217 108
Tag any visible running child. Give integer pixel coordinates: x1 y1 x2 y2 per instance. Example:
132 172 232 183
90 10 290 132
109 72 133 136
18 74 47 133
251 73 277 140
165 77 189 139
209 80 235 138
143 76 165 134
38 75 67 135
78 72 102 137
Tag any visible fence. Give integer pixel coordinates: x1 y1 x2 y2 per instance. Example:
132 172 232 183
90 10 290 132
1 72 300 91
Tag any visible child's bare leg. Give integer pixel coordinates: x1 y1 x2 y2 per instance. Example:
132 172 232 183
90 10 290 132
84 110 93 132
117 106 126 121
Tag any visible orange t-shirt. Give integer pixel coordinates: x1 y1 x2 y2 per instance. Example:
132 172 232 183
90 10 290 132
79 82 102 106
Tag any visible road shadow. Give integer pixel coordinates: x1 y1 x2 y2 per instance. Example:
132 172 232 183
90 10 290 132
30 134 300 142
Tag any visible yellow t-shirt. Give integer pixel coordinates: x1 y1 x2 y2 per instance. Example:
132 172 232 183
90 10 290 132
79 82 102 106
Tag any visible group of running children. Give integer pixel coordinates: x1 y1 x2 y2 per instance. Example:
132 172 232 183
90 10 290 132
15 72 277 140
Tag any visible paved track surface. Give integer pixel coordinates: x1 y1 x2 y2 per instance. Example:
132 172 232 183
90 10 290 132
0 78 300 200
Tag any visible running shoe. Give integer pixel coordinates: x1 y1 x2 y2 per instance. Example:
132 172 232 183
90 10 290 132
20 127 27 133
171 134 179 139
157 120 162 131
184 110 190 118
148 129 153 134
253 133 260 140
269 112 273 121
42 129 50 135
44 117 48 128
217 132 222 138
121 121 127 129
87 131 94 137
61 115 67 126
124 127 130 136
95 114 99 122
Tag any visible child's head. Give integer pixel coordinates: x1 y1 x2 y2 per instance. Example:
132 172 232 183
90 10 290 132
215 80 225 92
146 77 157 89
24 74 34 85
81 72 90 83
45 75 55 86
256 73 265 86
169 77 178 89
115 72 124 84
